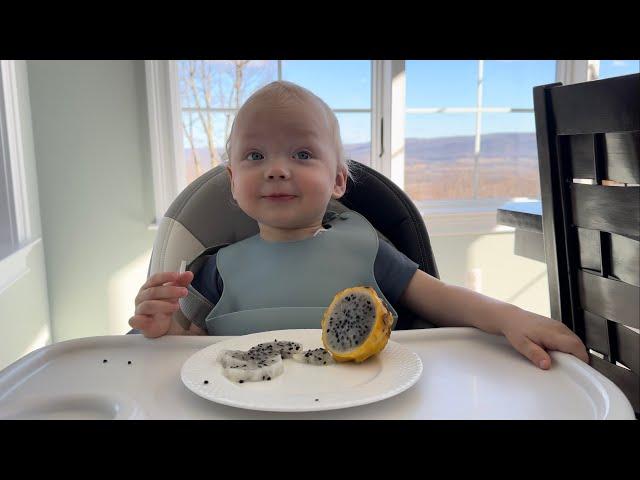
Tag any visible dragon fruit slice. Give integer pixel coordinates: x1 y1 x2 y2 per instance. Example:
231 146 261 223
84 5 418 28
291 348 335 366
247 340 303 359
218 350 284 383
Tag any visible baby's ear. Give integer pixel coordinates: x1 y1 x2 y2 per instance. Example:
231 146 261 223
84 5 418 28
226 166 236 197
332 165 347 199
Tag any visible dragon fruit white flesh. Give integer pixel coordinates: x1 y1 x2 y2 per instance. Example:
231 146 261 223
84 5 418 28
292 348 335 366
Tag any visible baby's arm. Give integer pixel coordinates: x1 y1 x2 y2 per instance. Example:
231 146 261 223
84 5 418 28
399 269 588 369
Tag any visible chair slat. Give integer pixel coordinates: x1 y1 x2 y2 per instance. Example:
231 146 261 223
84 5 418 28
604 131 640 184
577 228 601 273
610 232 640 287
617 324 640 374
583 310 611 358
571 184 640 240
578 271 640 329
550 74 640 135
583 310 640 373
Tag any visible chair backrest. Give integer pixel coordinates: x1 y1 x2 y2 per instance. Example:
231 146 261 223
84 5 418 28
148 161 440 330
534 73 639 415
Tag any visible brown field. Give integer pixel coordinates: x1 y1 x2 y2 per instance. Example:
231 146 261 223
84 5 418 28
404 157 541 201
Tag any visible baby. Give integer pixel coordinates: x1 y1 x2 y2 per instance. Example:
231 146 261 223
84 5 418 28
130 80 589 370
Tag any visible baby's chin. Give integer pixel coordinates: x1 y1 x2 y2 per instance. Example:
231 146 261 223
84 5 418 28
257 214 324 231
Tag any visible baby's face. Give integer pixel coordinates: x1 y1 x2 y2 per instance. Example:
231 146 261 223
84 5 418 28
228 95 346 231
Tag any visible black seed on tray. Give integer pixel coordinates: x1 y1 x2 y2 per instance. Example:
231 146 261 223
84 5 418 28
103 359 107 363
204 380 209 384
239 380 244 383
315 399 319 402
128 361 132 365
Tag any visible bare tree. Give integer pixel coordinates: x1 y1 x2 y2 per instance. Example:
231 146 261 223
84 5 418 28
179 65 202 177
185 60 220 166
179 60 276 178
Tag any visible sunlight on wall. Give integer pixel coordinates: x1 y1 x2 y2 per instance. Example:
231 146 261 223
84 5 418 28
21 324 52 358
466 233 550 317
107 249 152 335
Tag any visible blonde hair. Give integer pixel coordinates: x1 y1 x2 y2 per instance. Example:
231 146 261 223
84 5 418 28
223 80 354 182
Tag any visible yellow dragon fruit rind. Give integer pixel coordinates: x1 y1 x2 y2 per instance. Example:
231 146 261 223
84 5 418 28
321 286 393 363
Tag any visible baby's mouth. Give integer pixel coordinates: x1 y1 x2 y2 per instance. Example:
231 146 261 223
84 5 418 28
262 195 297 201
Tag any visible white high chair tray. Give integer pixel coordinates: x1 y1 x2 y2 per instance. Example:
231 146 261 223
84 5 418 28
0 328 634 419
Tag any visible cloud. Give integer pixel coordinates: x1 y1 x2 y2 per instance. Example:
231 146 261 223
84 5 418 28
612 60 628 67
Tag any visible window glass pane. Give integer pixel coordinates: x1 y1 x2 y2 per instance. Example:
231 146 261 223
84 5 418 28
336 112 371 167
282 60 371 109
404 114 477 201
477 113 540 199
406 61 478 107
483 60 556 107
183 112 233 184
597 60 639 79
405 60 554 204
0 67 18 260
177 60 277 110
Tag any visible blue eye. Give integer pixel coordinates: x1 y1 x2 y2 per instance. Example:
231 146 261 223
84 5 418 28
246 152 264 161
294 151 312 160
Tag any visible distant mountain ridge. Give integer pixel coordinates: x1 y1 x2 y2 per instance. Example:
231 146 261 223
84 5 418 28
184 132 538 169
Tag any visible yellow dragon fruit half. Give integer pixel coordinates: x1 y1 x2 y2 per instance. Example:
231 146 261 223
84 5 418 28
321 286 394 363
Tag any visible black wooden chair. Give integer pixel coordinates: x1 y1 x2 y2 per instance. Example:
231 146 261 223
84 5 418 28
534 73 639 416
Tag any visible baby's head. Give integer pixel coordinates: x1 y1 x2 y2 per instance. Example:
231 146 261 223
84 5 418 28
225 81 353 233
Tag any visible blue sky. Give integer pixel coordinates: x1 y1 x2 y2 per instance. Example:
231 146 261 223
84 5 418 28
180 60 639 146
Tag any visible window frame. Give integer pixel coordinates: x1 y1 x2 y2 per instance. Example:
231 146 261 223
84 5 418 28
146 60 586 234
0 59 38 293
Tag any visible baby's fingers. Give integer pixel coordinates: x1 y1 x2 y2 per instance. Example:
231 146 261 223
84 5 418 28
542 332 590 364
128 314 171 338
135 300 180 316
509 334 552 370
129 314 152 331
136 285 188 304
141 272 181 290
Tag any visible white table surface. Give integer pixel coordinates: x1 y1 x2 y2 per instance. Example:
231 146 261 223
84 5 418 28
0 327 634 419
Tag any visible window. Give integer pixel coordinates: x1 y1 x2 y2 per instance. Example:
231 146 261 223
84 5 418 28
0 61 19 261
149 60 587 232
589 60 639 80
176 60 373 185
404 60 556 212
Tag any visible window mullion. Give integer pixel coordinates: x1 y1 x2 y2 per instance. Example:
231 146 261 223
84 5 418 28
472 60 485 199
371 60 405 188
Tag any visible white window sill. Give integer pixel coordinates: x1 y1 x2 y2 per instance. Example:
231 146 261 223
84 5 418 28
416 198 527 237
0 238 41 295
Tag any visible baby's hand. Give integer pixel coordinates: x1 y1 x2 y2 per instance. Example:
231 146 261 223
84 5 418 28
129 271 193 338
501 309 589 370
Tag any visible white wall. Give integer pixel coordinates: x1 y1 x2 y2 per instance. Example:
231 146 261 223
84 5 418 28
26 60 156 342
430 232 550 318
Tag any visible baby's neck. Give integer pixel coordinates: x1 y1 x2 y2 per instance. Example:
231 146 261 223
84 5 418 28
258 223 324 243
